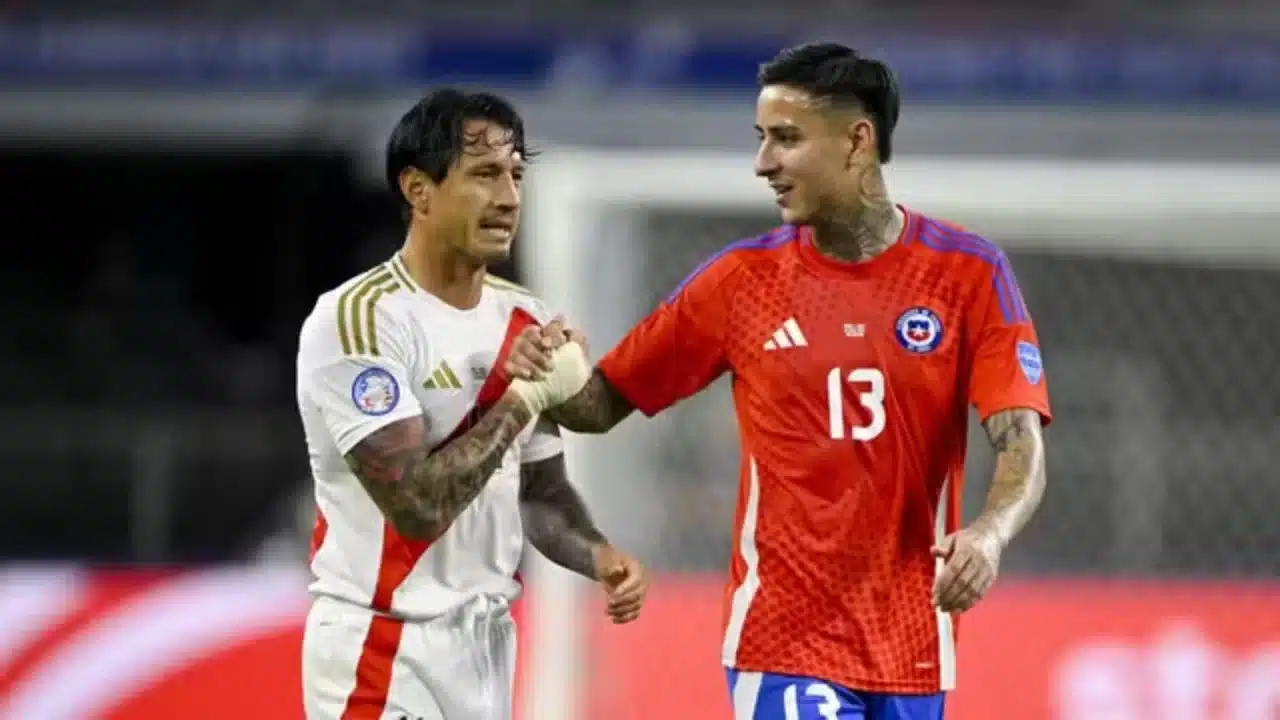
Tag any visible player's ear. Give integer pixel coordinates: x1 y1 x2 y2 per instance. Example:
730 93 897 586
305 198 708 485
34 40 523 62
846 117 876 168
399 167 431 215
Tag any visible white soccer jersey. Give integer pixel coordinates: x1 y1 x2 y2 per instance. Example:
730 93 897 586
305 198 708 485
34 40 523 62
296 253 563 620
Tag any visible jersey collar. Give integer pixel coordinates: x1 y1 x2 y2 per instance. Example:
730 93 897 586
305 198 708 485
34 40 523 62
796 205 918 278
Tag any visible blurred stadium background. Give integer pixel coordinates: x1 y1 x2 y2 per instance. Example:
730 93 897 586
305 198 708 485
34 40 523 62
1 0 1279 718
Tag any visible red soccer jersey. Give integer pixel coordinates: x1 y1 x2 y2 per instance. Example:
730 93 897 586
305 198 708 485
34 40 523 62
597 208 1052 695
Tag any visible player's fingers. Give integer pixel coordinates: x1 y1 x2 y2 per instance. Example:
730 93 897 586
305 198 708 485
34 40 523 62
934 550 974 608
947 560 985 612
607 595 644 617
540 317 569 348
932 551 961 599
600 562 630 586
607 585 646 610
505 351 545 380
930 535 956 559
565 328 589 355
511 352 545 377
504 356 535 380
513 329 554 372
964 565 996 608
951 588 979 614
609 605 642 624
607 565 646 598
954 568 992 612
947 554 990 612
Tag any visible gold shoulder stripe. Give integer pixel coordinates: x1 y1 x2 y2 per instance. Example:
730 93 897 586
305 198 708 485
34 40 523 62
337 266 401 356
361 281 402 356
335 267 382 355
387 257 415 289
483 274 533 296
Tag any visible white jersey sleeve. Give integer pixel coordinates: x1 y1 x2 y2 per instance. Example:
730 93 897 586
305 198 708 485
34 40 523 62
298 295 423 455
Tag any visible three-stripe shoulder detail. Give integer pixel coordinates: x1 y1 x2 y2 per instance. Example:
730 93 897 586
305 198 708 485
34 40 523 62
336 265 403 356
915 219 1028 324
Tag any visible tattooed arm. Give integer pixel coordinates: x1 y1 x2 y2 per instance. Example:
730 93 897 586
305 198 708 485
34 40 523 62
542 370 635 434
971 408 1047 546
344 391 533 541
518 424 607 579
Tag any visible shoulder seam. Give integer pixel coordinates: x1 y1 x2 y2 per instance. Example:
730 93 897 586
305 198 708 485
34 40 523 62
724 226 797 257
916 219 1007 259
336 264 403 356
918 220 1027 323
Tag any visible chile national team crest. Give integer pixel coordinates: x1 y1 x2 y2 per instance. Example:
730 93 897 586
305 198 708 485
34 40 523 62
895 307 944 354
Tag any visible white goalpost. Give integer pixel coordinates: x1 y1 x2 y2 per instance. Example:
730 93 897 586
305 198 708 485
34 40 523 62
517 151 1280 720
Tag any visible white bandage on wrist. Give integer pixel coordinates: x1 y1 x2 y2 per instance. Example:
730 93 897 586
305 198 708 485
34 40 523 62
507 342 592 414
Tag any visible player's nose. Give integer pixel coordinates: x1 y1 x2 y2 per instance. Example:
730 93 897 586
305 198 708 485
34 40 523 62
754 148 780 178
491 175 520 210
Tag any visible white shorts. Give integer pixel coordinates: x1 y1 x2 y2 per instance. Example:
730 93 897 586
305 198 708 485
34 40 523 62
302 594 517 720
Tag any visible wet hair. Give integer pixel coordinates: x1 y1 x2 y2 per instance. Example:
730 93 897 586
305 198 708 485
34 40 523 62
385 87 533 211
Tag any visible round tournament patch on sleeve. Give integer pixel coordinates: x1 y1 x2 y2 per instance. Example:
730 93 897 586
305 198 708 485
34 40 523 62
351 367 401 416
1016 341 1043 384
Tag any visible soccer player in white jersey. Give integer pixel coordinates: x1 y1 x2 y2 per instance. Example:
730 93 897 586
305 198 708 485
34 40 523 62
295 88 649 720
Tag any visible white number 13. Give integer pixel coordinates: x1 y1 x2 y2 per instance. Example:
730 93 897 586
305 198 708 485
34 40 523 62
783 682 842 720
826 367 886 441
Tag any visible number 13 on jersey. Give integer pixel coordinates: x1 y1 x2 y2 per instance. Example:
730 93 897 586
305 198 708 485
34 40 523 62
826 367 886 441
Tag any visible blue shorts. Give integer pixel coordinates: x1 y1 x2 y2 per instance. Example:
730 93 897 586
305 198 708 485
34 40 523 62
725 668 946 720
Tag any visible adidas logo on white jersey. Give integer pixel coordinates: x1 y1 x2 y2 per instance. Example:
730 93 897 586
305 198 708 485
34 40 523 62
423 361 464 390
763 318 808 351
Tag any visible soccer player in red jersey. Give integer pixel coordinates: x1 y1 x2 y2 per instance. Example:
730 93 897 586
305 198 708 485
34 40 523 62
509 42 1050 720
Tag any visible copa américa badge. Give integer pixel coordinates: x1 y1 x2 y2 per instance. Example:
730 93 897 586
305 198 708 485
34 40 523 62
1016 342 1043 385
351 367 401 415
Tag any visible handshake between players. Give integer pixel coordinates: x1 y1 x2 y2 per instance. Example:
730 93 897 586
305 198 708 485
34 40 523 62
504 319 648 625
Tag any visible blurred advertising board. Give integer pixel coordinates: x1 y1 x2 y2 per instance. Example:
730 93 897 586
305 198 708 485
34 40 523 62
0 568 1277 719
0 23 1278 105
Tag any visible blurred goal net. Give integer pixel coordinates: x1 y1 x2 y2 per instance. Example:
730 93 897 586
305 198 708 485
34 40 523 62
519 152 1280 720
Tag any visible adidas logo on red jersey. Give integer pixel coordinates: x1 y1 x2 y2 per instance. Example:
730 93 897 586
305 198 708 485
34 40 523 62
763 318 808 351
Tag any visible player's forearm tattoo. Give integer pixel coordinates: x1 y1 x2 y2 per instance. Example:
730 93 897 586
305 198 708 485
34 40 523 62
974 408 1047 546
543 370 635 434
344 394 534 541
519 442 606 580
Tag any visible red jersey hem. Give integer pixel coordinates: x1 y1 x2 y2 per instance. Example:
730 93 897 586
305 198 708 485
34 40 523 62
978 397 1053 426
725 660 945 695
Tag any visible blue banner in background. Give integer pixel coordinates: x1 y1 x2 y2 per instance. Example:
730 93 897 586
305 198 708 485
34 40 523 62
0 22 1278 105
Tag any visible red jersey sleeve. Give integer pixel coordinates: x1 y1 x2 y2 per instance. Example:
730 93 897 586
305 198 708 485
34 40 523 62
596 252 737 416
966 252 1053 424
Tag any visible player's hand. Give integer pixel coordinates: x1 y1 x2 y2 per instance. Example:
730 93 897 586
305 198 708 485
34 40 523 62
540 318 589 357
931 524 1003 614
503 316 587 381
593 544 648 624
505 339 591 414
505 324 557 381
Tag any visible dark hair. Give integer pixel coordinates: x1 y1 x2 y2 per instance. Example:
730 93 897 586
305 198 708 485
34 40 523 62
758 42 901 163
385 87 533 207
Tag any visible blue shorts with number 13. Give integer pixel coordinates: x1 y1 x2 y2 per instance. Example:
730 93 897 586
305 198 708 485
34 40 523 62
726 669 946 720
